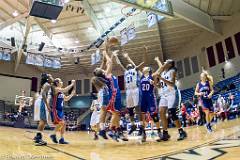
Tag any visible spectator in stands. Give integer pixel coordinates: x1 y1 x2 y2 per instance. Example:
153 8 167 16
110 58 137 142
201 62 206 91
227 93 235 108
216 95 227 121
229 83 236 90
181 103 187 127
189 107 199 125
18 90 26 113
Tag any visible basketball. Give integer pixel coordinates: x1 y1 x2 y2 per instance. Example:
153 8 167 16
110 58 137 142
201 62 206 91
108 36 119 46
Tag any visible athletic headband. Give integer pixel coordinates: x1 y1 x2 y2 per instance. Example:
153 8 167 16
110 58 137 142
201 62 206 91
165 59 174 64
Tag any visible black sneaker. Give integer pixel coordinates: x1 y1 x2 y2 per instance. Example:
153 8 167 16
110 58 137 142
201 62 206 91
117 130 128 141
35 139 47 146
108 131 119 142
128 125 137 135
33 133 42 143
99 130 108 140
141 133 147 143
34 133 47 146
59 138 69 144
156 130 162 142
161 131 170 141
137 126 144 136
94 133 99 140
177 130 187 141
50 134 58 144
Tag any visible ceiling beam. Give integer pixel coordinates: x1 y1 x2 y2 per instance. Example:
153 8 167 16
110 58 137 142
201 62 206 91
0 12 28 30
14 16 32 72
169 0 221 35
80 0 105 34
212 16 232 21
34 17 61 49
112 0 174 18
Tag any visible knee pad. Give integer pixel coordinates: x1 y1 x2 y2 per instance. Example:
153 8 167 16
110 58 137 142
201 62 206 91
127 107 135 117
150 112 159 123
168 108 179 121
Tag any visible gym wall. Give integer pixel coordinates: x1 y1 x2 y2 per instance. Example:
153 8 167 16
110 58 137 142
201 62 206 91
169 12 240 89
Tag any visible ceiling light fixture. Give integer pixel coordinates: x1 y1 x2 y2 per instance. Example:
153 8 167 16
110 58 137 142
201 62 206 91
51 20 57 23
88 27 94 31
105 7 111 14
75 40 79 43
12 10 19 17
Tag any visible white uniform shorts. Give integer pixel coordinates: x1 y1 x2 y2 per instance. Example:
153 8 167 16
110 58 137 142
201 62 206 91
90 111 100 126
159 89 180 109
126 88 139 108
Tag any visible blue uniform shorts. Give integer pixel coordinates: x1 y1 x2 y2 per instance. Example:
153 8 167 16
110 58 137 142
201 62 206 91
140 93 156 113
200 98 214 112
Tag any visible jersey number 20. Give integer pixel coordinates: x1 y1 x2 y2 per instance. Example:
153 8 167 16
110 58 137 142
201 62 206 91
142 84 150 91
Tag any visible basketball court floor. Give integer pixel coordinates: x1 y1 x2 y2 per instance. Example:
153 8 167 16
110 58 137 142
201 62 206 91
0 119 239 160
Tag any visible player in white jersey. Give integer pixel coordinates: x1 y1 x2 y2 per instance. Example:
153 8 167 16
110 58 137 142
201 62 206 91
114 50 144 135
33 73 54 146
90 96 101 140
158 59 187 141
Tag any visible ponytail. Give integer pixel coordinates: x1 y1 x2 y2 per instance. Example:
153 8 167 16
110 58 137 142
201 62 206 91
202 70 214 86
207 74 213 86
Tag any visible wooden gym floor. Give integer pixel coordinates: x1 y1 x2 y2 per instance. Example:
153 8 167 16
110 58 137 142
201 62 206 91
0 119 240 160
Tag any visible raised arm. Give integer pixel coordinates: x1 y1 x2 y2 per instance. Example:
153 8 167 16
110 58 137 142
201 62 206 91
135 62 144 70
152 57 164 77
64 88 75 101
123 52 136 68
113 50 126 71
103 50 113 75
57 80 75 94
100 54 107 70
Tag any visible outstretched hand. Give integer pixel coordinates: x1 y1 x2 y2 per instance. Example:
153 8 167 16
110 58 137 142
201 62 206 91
144 45 148 50
154 57 159 61
112 50 119 57
123 52 129 58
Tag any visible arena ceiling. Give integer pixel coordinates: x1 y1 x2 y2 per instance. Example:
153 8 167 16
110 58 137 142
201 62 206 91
0 0 240 74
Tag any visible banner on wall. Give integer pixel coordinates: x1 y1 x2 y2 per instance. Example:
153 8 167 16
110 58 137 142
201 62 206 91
147 12 165 28
91 52 96 65
0 48 11 61
127 23 136 41
52 57 61 69
26 53 61 69
34 54 44 66
147 13 157 28
91 49 101 65
26 53 35 65
95 49 101 64
120 28 128 46
44 57 53 68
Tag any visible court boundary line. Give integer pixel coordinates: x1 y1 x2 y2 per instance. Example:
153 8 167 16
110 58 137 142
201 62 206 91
45 145 86 160
138 131 240 160
24 130 86 160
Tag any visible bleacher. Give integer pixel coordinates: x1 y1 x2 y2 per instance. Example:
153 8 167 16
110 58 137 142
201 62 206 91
181 73 240 104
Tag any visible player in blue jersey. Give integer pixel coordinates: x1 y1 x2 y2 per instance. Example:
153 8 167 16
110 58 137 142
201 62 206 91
195 70 214 132
114 49 144 135
138 57 163 142
92 38 128 141
49 78 76 144
158 59 187 141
